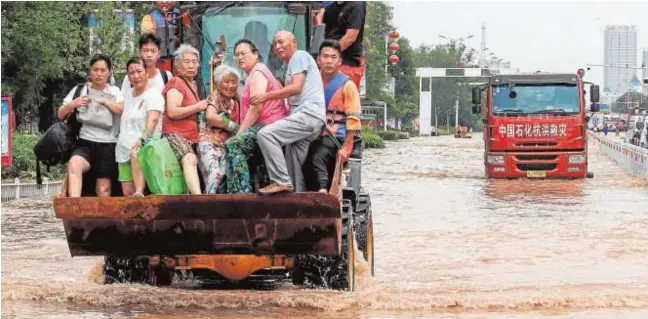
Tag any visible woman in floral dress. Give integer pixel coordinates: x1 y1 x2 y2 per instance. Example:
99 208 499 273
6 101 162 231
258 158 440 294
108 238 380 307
197 65 241 194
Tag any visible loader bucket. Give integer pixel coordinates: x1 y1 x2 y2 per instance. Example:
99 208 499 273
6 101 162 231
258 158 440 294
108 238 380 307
53 191 342 257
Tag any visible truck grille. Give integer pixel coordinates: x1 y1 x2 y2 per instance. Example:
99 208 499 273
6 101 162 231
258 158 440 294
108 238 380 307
516 163 557 171
515 142 558 147
515 155 558 161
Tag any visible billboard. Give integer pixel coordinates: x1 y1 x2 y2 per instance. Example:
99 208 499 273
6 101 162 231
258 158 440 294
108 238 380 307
89 9 135 54
1 97 13 167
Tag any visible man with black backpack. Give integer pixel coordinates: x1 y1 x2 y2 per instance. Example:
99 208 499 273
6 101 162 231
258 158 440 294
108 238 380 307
121 33 172 97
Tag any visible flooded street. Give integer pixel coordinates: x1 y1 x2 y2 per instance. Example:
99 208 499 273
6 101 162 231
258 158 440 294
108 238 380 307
3 134 648 318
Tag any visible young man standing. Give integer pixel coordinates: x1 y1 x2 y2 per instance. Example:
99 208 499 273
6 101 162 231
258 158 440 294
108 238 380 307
121 33 172 96
322 1 367 88
250 30 326 195
305 39 361 193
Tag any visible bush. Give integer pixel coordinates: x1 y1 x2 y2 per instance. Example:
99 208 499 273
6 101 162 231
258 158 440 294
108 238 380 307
396 131 410 139
377 130 397 140
377 130 410 140
435 127 454 136
1 132 66 181
360 127 385 149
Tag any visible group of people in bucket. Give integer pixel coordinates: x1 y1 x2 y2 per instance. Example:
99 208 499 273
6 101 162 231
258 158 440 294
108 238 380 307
59 31 363 198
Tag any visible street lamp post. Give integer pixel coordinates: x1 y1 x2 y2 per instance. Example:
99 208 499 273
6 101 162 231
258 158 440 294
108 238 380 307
438 34 474 43
385 30 400 74
438 34 473 67
383 30 400 131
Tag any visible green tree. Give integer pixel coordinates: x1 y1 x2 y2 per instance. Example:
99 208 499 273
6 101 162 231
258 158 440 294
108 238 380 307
411 40 483 130
1 2 88 128
388 37 418 121
364 1 394 100
1 2 152 131
364 2 423 130
613 91 648 113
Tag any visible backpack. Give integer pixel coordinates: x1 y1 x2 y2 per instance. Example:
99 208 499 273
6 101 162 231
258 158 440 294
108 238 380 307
34 84 84 185
161 70 169 84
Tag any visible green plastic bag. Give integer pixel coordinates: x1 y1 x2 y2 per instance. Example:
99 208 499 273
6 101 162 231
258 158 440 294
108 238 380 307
136 137 187 195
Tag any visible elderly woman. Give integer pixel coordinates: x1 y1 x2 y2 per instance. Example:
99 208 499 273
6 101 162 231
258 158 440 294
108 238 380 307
197 65 240 194
116 57 164 197
225 39 288 194
57 54 124 197
161 44 208 195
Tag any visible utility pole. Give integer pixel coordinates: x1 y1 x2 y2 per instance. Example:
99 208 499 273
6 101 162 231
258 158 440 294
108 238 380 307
455 99 459 128
446 110 450 134
480 23 487 68
434 107 438 136
383 101 387 131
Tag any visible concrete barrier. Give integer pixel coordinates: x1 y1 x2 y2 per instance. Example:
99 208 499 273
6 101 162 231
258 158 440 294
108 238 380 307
589 131 648 180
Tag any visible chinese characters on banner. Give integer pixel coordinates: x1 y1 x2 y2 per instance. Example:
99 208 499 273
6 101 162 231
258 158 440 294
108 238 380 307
498 123 568 138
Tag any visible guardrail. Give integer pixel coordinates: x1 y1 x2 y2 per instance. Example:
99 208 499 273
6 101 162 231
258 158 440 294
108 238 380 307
1 178 63 203
589 131 648 180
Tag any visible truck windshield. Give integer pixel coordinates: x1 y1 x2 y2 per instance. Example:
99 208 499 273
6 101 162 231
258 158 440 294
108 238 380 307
200 5 307 91
492 84 580 115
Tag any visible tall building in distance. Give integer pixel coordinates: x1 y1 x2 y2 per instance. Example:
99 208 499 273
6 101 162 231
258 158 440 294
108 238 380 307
643 48 648 95
603 25 637 95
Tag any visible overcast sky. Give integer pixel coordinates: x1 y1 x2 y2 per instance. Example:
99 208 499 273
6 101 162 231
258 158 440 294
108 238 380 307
391 1 648 87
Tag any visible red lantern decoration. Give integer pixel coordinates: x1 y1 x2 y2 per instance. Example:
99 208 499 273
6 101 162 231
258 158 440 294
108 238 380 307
389 54 400 65
388 31 400 39
388 42 400 53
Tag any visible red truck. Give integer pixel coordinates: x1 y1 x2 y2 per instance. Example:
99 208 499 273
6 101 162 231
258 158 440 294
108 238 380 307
472 72 600 179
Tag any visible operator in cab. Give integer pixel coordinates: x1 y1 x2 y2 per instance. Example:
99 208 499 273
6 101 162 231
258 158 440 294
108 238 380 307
322 1 367 88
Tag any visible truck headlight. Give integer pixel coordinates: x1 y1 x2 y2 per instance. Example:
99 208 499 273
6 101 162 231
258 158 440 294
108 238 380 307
568 155 585 163
487 155 505 164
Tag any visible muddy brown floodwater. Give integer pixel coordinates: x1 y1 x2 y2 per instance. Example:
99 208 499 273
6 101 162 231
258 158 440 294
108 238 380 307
2 134 648 319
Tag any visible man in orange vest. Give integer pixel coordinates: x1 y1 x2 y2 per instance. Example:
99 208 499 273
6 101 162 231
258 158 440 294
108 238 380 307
304 39 362 193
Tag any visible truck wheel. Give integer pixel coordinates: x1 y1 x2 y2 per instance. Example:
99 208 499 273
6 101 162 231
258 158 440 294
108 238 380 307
147 260 174 287
103 256 149 285
292 201 356 291
354 194 374 276
104 256 172 286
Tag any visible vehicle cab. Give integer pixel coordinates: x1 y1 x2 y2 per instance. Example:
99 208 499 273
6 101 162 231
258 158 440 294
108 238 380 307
472 73 600 179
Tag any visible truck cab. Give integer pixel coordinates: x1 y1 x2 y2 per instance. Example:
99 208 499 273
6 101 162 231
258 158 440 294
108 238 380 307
472 73 600 179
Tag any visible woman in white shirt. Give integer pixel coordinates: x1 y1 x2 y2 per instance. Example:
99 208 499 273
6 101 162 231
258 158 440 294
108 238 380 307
116 57 165 196
57 54 124 197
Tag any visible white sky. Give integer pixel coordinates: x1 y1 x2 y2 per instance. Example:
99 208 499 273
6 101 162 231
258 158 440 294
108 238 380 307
390 0 648 87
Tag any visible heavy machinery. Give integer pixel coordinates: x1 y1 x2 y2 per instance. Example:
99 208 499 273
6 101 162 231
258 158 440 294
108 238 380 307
471 72 600 179
53 1 374 291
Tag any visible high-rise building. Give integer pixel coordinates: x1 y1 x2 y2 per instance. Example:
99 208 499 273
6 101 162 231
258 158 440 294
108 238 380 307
643 48 648 95
603 25 638 95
